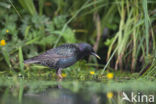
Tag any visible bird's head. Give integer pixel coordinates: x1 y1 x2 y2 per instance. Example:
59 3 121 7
77 43 101 59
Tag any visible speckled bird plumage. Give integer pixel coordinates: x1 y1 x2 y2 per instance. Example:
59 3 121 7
24 43 100 79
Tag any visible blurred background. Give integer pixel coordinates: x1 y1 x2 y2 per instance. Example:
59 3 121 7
0 0 156 104
0 0 156 76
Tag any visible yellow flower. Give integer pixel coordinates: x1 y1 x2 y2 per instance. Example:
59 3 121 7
6 29 9 33
106 72 114 79
61 73 67 78
107 92 113 99
90 71 95 75
0 40 6 46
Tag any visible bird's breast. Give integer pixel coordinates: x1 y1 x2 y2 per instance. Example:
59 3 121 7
57 56 78 68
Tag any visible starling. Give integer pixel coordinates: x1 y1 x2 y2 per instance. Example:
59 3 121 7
24 43 100 79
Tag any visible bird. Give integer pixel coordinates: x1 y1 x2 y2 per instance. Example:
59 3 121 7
24 43 100 79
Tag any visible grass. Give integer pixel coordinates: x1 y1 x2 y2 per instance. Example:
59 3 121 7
18 46 24 74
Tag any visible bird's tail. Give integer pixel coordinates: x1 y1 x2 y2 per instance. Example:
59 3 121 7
24 58 39 64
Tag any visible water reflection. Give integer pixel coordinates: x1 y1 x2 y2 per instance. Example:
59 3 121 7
0 79 156 104
1 87 108 104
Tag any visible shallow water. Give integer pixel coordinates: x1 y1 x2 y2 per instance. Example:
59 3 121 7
2 88 108 104
0 78 156 104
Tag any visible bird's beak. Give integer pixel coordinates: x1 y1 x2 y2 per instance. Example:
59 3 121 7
91 52 101 60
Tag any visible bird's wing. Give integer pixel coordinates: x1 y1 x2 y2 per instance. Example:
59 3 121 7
24 44 80 64
39 53 71 59
42 44 80 58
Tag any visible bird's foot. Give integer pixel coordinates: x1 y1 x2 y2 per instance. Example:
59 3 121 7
57 73 63 79
56 68 63 80
57 74 63 81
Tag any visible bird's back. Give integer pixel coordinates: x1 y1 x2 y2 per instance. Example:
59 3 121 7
44 44 79 56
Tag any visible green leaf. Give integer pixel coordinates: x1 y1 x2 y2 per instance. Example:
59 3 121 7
53 15 66 29
61 27 76 43
104 38 114 46
1 48 12 68
39 35 57 45
19 46 24 74
18 0 37 15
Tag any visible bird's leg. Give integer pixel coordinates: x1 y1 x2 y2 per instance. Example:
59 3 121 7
56 68 63 79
